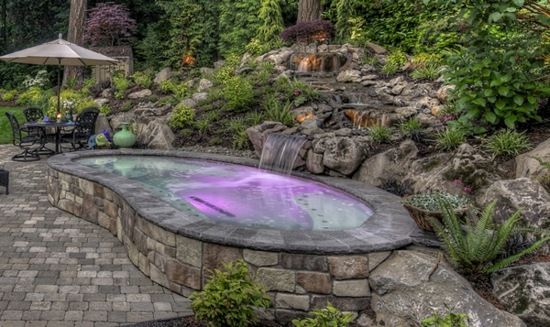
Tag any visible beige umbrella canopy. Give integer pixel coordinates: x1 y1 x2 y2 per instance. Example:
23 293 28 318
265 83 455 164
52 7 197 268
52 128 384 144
0 34 118 112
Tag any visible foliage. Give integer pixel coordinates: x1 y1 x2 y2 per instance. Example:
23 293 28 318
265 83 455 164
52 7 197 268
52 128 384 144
221 76 256 112
426 0 550 129
211 54 241 85
435 127 466 151
228 118 251 150
256 0 285 48
280 20 335 44
334 0 357 44
483 130 531 157
379 178 413 197
99 104 111 116
403 191 470 212
22 70 50 89
1 90 18 102
429 199 550 274
369 125 393 143
421 307 469 327
113 74 133 100
170 103 196 129
381 50 408 76
409 54 444 81
189 260 270 327
16 87 50 108
292 303 354 327
218 0 262 56
131 71 153 89
120 101 134 112
263 95 294 126
0 106 25 144
399 117 423 141
85 3 137 47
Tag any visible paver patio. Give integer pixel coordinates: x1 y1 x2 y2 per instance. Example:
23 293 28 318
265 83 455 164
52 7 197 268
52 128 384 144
0 145 193 326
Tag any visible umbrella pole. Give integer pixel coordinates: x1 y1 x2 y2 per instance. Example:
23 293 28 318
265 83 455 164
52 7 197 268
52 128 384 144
57 60 61 115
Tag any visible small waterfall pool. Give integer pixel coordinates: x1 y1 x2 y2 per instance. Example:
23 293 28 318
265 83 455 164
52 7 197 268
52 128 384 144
77 156 374 231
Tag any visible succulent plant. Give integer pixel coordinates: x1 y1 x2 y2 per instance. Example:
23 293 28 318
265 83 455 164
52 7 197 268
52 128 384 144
402 191 469 212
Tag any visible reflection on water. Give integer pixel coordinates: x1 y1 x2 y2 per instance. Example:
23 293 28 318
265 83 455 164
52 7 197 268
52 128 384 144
77 156 374 231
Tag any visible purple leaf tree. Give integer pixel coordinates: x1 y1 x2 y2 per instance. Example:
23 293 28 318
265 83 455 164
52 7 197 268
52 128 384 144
84 3 137 47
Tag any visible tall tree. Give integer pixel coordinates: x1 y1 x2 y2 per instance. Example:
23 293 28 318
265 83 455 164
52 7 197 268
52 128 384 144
297 0 322 23
64 0 87 85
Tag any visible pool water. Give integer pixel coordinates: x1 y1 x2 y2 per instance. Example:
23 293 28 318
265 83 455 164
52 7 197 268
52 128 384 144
77 156 374 231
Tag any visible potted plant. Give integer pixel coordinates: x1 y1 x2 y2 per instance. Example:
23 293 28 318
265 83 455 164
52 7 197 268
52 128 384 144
402 191 471 231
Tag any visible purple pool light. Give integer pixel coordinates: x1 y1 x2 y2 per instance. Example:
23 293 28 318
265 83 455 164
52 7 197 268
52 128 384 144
77 156 374 231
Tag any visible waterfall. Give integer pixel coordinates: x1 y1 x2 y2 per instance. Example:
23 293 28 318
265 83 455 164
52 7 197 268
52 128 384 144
259 133 307 174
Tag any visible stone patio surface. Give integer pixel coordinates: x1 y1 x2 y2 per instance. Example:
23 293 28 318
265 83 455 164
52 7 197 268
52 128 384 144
0 145 193 326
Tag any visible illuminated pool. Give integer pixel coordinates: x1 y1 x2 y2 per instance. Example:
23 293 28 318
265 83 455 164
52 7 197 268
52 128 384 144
76 156 374 231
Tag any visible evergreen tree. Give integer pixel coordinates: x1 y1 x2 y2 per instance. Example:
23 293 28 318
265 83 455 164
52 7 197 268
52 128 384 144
218 0 261 56
257 0 285 44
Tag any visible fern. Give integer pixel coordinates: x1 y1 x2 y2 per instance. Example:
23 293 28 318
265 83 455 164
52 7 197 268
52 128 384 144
429 200 550 275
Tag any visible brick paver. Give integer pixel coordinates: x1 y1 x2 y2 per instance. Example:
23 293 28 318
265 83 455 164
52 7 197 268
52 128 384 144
0 145 193 326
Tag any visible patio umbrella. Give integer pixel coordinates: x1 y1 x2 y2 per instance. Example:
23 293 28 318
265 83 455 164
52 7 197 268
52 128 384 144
0 33 118 114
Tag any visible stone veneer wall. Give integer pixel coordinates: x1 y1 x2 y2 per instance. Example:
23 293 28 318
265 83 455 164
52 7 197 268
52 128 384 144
47 167 394 322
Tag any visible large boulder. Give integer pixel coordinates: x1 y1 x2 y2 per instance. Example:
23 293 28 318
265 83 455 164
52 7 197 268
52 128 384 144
321 137 366 176
369 250 527 327
405 143 501 196
516 138 550 179
479 178 550 228
492 263 550 327
353 140 418 187
134 121 175 150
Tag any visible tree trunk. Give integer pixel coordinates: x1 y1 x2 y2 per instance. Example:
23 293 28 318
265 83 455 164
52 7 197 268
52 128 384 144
297 0 322 23
64 0 87 86
0 0 6 52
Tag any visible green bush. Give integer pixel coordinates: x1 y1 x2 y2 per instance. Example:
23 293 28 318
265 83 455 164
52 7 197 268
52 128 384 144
429 200 550 275
113 73 133 100
382 50 408 76
120 101 133 112
399 117 423 140
221 76 255 112
16 87 49 107
189 260 270 327
170 103 196 129
263 95 293 126
131 71 153 89
292 303 353 327
1 89 18 102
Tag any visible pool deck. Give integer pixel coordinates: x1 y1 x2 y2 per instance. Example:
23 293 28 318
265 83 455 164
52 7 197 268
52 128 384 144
0 145 193 326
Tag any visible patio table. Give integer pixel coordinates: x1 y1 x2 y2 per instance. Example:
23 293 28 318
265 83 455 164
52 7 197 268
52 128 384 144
25 120 77 154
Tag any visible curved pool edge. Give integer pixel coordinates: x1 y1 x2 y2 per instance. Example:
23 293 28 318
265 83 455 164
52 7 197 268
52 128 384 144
47 149 417 254
46 149 422 321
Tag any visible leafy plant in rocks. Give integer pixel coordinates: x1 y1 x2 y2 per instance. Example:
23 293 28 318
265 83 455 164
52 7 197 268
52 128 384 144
221 75 256 112
292 303 354 327
483 129 531 158
263 95 293 126
435 127 466 151
369 124 393 143
131 71 153 89
170 103 196 129
429 199 550 275
399 117 423 141
381 50 408 76
189 259 270 327
421 307 469 327
113 73 133 100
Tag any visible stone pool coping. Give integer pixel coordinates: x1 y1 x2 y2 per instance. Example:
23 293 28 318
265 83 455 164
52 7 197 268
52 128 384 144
48 149 419 254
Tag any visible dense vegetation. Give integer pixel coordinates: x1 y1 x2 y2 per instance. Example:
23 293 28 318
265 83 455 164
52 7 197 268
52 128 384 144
0 0 548 136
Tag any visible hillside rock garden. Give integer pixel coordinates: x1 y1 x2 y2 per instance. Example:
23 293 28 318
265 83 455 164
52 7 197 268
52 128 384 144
37 40 547 327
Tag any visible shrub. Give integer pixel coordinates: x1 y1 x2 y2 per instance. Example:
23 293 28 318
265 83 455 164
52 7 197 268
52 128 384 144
429 199 550 274
280 20 335 44
189 260 270 327
170 103 196 129
131 71 153 89
113 74 133 100
21 70 50 89
292 303 353 327
16 87 49 106
399 117 423 141
1 89 18 102
381 50 408 76
483 129 531 158
221 76 255 112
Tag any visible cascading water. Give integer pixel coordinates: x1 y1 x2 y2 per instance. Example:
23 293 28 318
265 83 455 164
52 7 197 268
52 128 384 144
259 133 307 174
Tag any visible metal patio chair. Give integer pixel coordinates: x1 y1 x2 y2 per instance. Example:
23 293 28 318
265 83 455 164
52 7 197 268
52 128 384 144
5 111 41 161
